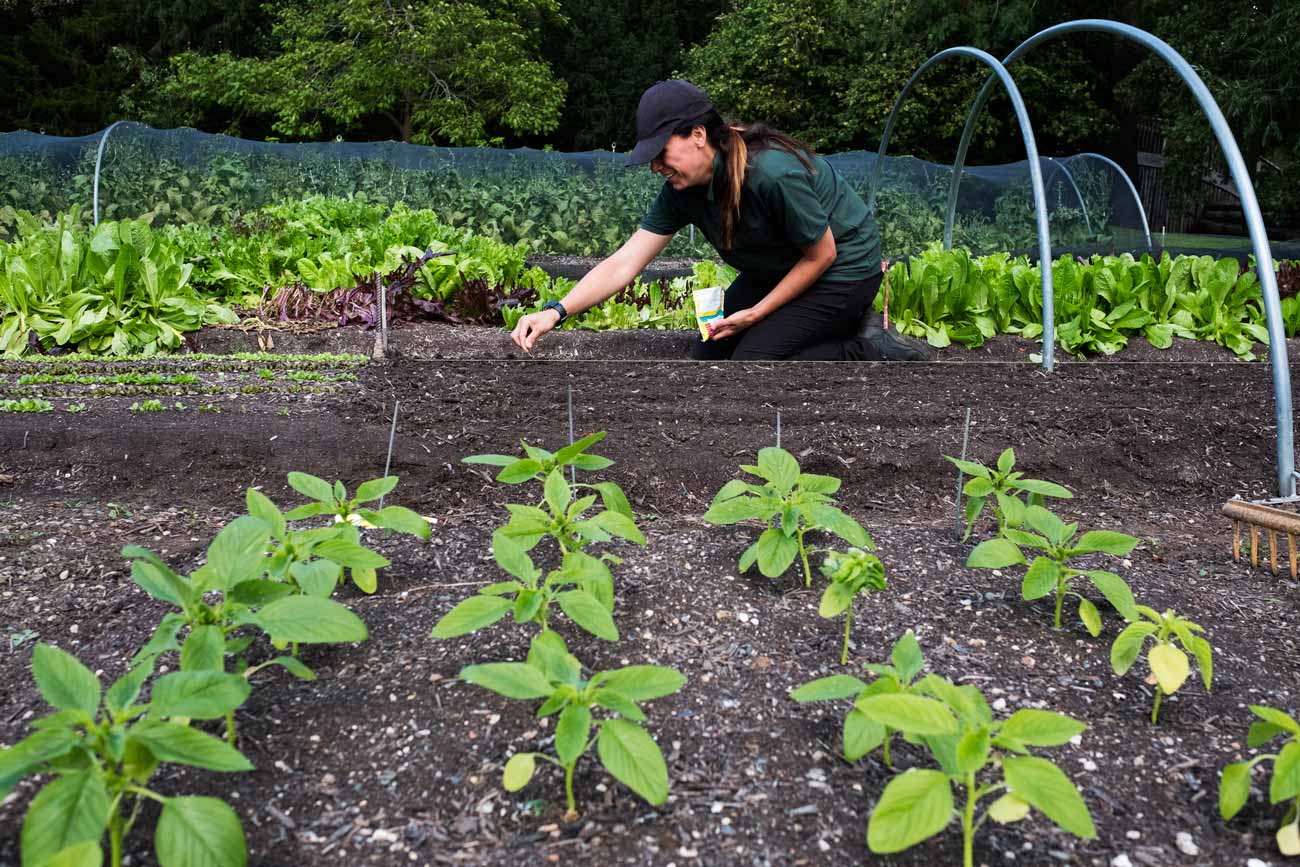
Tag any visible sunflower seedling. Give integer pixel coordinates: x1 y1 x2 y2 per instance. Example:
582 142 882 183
124 515 369 741
431 531 618 641
790 630 925 768
860 674 1095 867
1110 605 1212 724
0 643 253 867
277 471 431 592
966 504 1139 634
460 630 685 820
1220 705 1300 856
817 548 887 664
497 466 644 560
705 447 872 586
945 447 1072 540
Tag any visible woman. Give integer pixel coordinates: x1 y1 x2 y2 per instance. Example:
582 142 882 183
510 79 926 361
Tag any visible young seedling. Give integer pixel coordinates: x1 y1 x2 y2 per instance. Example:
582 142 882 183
465 434 641 567
497 466 645 559
460 630 686 820
945 447 1072 540
1110 605 1212 724
860 674 1095 867
817 548 887 664
1220 705 1300 856
790 630 926 768
966 504 1139 634
124 515 369 741
463 431 631 518
0 643 253 867
275 472 431 592
704 447 872 586
431 530 618 641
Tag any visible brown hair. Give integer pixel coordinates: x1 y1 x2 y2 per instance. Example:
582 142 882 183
672 110 816 249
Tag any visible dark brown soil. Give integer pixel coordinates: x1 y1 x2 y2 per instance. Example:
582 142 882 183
2 325 1300 867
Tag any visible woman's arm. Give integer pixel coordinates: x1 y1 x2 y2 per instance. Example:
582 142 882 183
707 227 836 341
511 229 674 352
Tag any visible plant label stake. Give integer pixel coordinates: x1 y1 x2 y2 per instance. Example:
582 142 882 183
380 400 400 510
568 384 576 486
377 273 388 358
776 411 782 449
954 407 972 539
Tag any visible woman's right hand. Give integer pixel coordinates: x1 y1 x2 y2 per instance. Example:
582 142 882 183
511 309 562 353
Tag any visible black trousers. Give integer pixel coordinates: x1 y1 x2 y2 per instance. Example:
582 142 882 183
690 271 883 361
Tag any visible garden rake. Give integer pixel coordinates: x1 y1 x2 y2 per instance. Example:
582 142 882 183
1222 496 1300 578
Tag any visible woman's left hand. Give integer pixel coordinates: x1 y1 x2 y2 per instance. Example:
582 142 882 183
707 307 762 342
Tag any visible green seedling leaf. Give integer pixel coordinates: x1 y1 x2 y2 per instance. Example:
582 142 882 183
1251 705 1300 735
891 631 924 681
1073 530 1139 556
556 590 619 641
245 488 286 539
756 528 798 577
461 454 518 467
756 447 800 493
1220 762 1252 819
843 709 885 761
128 721 253 772
556 705 593 766
20 772 110 867
790 675 868 702
998 710 1087 747
287 471 334 502
253 596 368 644
856 694 957 736
201 516 271 591
180 626 226 673
592 482 633 519
311 538 389 570
1012 479 1073 498
368 506 431 539
1021 556 1060 600
967 539 1026 569
597 719 669 806
591 510 645 546
1272 741 1300 803
355 476 399 503
33 840 103 867
1110 621 1158 675
431 596 514 639
497 459 543 484
544 469 571 516
866 769 953 853
1003 755 1096 838
461 662 553 699
592 666 686 702
32 644 101 717
156 796 248 867
1081 570 1139 621
1280 821 1300 856
149 672 251 721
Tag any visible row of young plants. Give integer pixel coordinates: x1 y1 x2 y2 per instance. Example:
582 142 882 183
3 438 1297 864
889 243 1300 360
0 471 432 867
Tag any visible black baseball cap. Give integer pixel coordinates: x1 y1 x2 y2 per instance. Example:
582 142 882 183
626 80 715 167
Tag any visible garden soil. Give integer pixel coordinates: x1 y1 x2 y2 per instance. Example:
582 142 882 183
2 323 1300 867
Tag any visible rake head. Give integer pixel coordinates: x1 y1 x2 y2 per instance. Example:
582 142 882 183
1222 497 1300 578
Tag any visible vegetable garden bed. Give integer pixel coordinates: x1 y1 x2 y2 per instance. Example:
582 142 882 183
1 339 1298 867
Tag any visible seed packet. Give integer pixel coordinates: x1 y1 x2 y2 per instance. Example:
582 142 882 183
692 286 724 340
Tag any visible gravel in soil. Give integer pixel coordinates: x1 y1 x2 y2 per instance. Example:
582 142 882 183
2 325 1299 867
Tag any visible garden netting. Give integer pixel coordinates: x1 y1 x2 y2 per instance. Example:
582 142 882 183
2 121 1282 262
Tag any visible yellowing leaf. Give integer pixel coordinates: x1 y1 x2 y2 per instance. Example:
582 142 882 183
987 793 1031 824
1279 820 1300 856
1148 644 1190 695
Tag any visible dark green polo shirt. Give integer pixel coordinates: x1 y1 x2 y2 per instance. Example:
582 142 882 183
640 147 881 285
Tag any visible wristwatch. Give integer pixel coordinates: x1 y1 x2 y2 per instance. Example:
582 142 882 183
542 300 568 323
